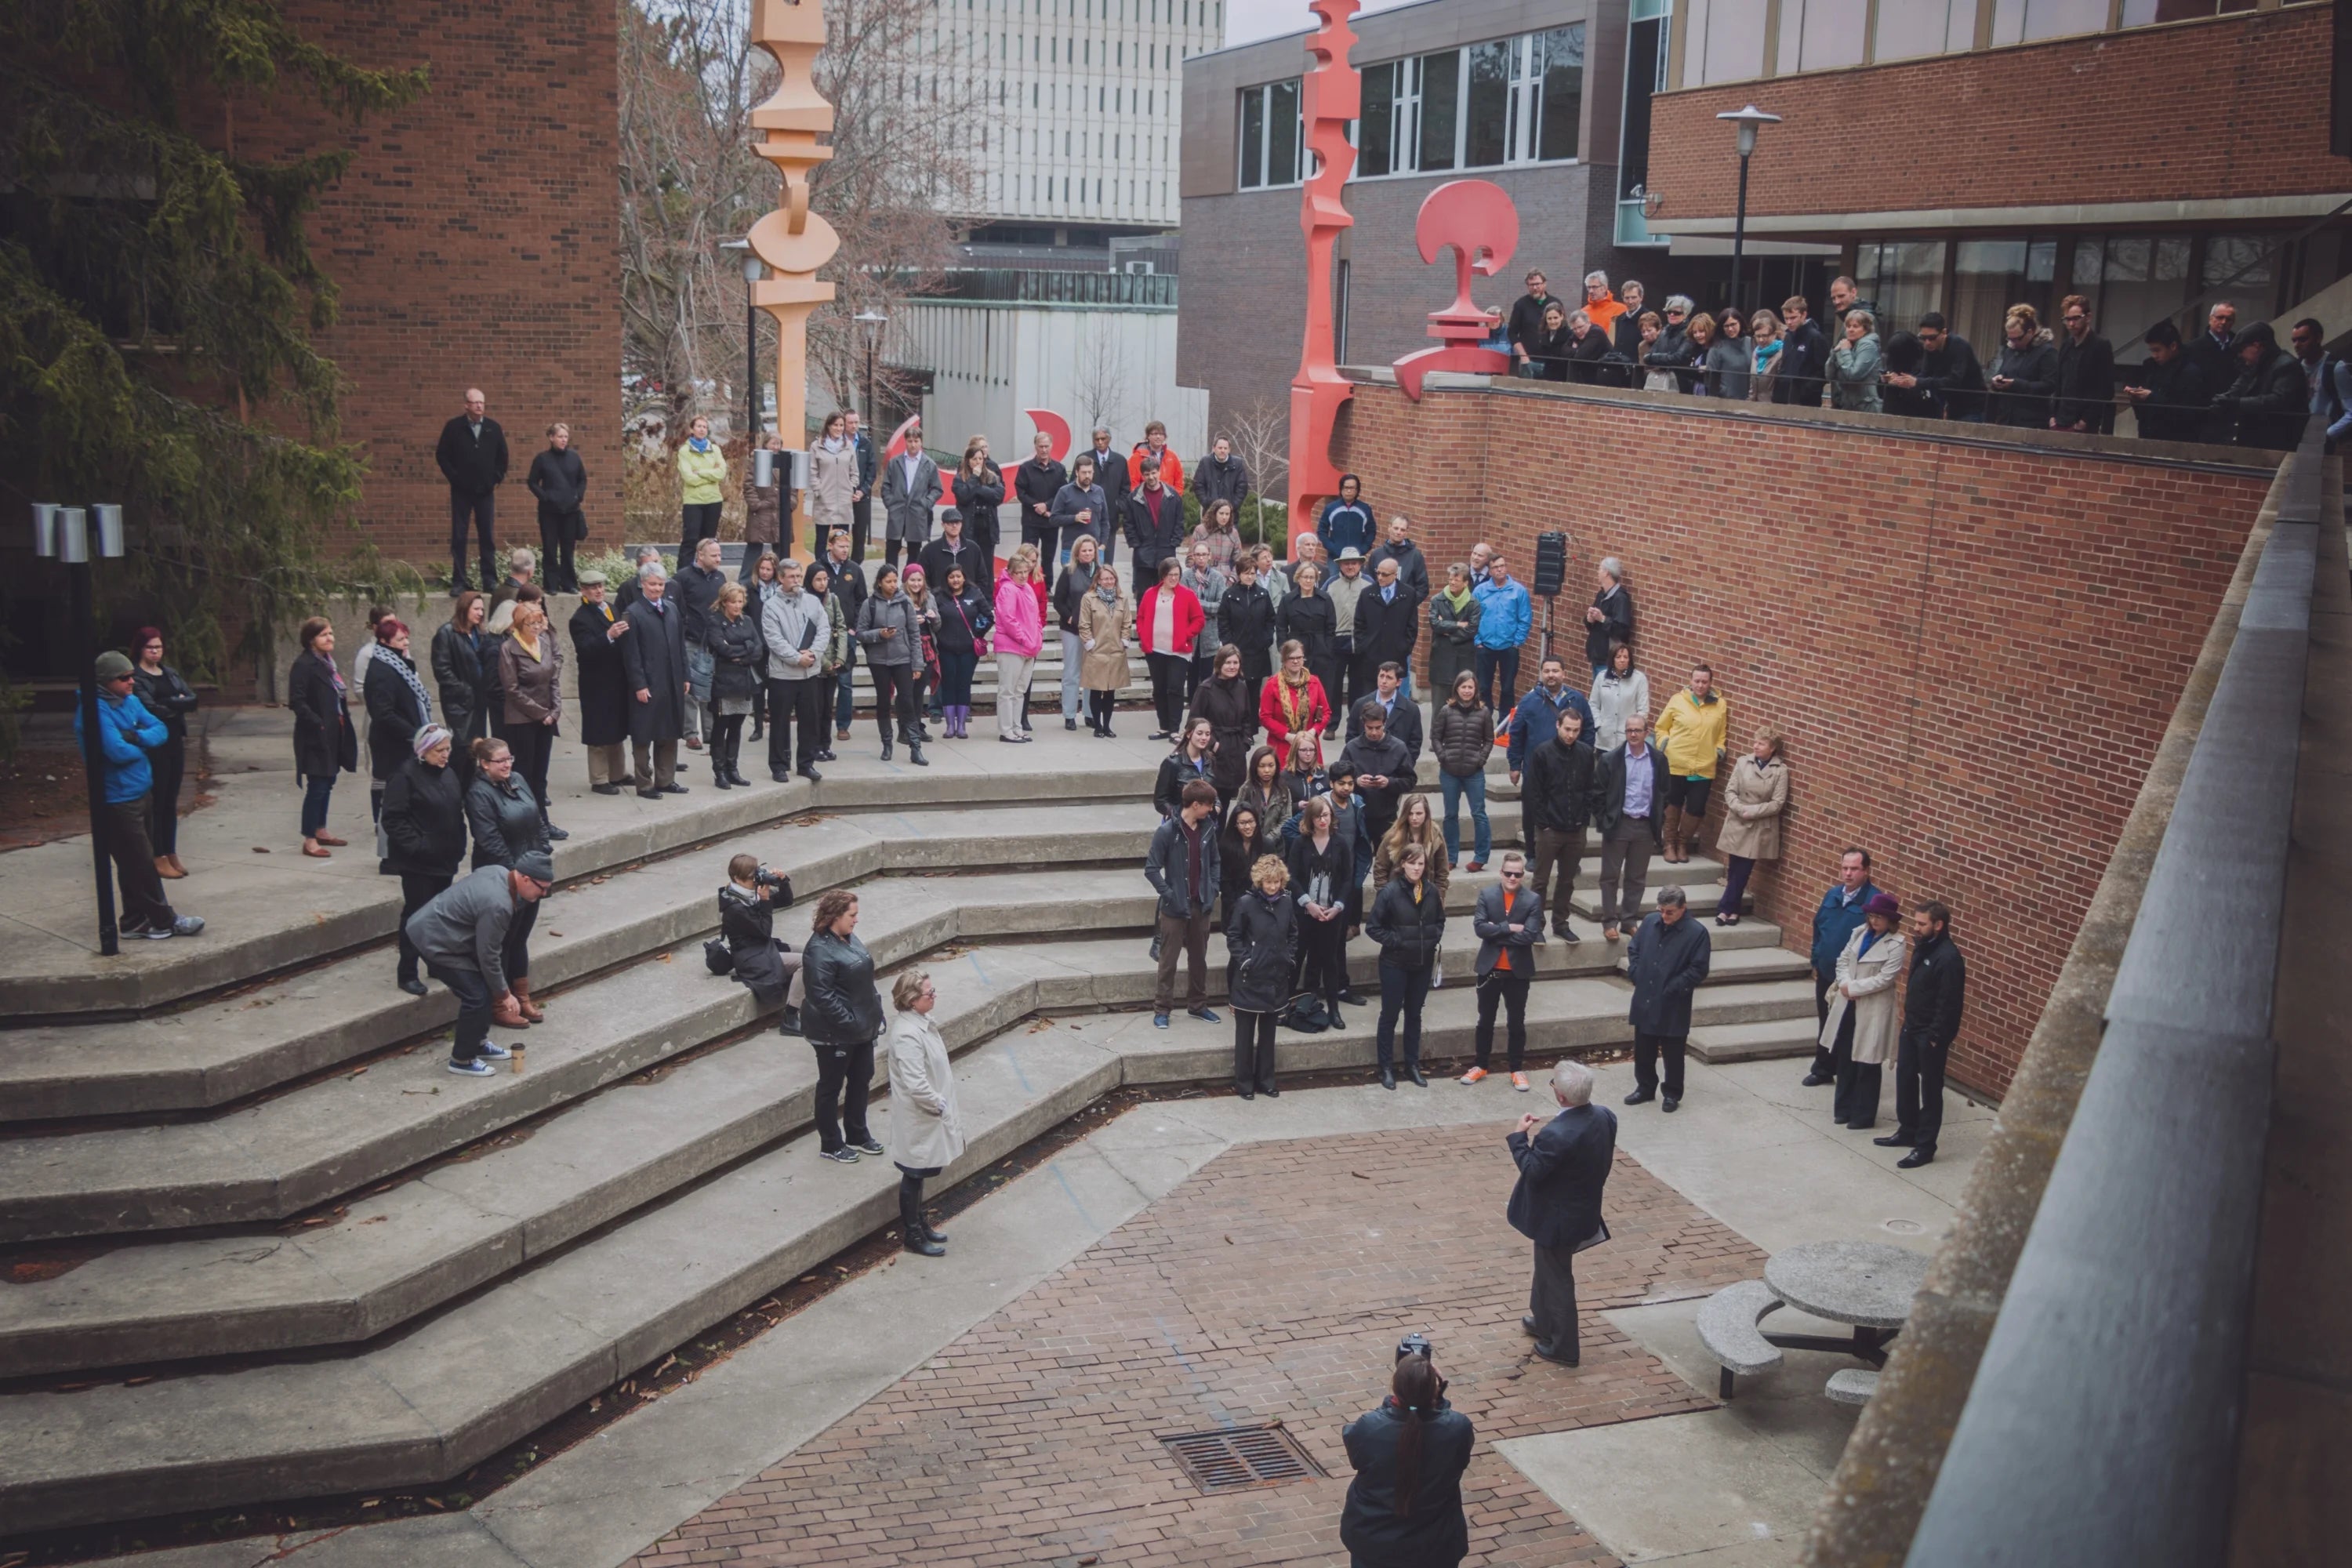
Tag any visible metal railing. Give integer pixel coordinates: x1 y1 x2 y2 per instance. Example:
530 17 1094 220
1903 416 2326 1567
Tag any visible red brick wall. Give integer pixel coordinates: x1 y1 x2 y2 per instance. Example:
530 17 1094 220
1334 380 2273 1097
241 2 623 569
1649 5 2340 223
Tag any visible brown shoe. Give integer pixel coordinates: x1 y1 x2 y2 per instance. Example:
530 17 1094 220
1603 922 1622 942
167 854 189 877
156 855 187 880
302 837 332 858
511 977 546 1023
313 831 348 848
492 993 531 1029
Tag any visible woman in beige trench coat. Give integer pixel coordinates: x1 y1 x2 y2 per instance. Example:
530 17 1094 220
1076 565 1133 739
1712 731 1788 927
1819 892 1905 1131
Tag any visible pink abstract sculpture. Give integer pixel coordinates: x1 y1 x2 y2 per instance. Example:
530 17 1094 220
1286 0 1360 549
1392 180 1519 401
1026 408 1072 463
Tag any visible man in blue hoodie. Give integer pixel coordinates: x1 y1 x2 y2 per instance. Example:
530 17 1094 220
75 650 205 940
1472 554 1534 713
1803 847 1879 1087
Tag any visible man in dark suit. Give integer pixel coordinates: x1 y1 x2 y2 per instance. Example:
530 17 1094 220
1352 557 1422 702
2121 322 2215 444
435 387 509 594
918 510 992 599
1506 1058 1616 1367
1878 900 1966 1168
1465 851 1545 1087
1624 886 1711 1112
1084 423 1131 526
1592 712 1671 942
619 568 691 798
1013 432 1068 556
1124 456 1186 580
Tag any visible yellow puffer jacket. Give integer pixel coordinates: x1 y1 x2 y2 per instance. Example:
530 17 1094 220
677 441 729 506
1655 688 1730 778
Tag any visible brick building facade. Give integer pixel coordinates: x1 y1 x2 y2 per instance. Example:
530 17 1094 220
1331 375 2277 1097
249 1 623 569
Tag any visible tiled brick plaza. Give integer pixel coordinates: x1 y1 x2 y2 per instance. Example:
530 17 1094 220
630 1122 1766 1568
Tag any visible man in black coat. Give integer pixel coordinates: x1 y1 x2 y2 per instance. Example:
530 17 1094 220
619 570 690 797
2215 322 2310 451
1366 516 1431 604
1522 707 1597 941
1124 459 1187 579
1189 436 1251 513
918 510 992 599
821 528 869 741
1911 313 1987 421
1352 557 1422 702
1583 559 1634 677
1772 296 1831 408
1012 433 1067 554
1337 707 1413 845
568 572 633 794
1623 887 1710 1111
1878 900 1966 1168
524 423 587 591
2121 322 2214 444
1506 1058 1616 1366
1505 268 1560 366
2183 301 2239 404
1345 662 1422 771
844 410 877 564
435 387 509 594
1083 424 1131 521
1592 713 1670 940
2051 295 2116 434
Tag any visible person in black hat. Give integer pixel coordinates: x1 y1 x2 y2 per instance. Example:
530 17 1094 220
2212 321 2308 450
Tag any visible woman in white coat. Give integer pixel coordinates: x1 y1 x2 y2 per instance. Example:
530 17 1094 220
1819 893 1906 1132
1589 641 1650 751
887 967 965 1256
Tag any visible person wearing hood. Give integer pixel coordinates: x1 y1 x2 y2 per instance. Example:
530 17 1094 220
1223 851 1298 1098
854 564 927 764
674 414 728 562
1427 563 1481 702
2213 321 2310 450
1652 662 1729 865
1819 891 1907 1131
1189 435 1250 514
1987 303 2059 427
1828 310 1884 412
382 721 465 994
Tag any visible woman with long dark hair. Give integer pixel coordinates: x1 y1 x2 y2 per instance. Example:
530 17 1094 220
933 564 992 740
1189 644 1257 801
854 564 924 765
1287 794 1354 1030
130 626 198 879
432 590 495 789
289 616 356 859
1341 1351 1475 1567
801 887 886 1163
1218 804 1266 925
1233 744 1294 837
804 561 847 764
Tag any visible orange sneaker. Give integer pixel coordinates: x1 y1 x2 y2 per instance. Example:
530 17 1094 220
1511 1072 1530 1092
1459 1066 1488 1084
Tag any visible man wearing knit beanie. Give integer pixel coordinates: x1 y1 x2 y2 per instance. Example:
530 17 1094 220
78 651 206 939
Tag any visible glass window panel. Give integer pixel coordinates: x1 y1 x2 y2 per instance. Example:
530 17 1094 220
1269 78 1300 183
1785 0 1868 71
1687 0 1767 85
2092 234 2194 343
2201 230 2277 328
1359 60 1395 176
1239 86 1264 187
1537 24 1584 161
1465 40 1510 167
1953 238 2040 353
2072 235 2104 288
1873 0 1957 62
1990 0 2025 43
1857 238 1948 333
2020 0 2109 40
2122 1 2233 24
1417 49 1460 172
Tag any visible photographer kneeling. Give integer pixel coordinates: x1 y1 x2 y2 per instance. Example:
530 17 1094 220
1341 1338 1475 1568
717 853 803 1034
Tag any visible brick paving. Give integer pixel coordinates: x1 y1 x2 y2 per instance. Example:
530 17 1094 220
630 1123 1765 1568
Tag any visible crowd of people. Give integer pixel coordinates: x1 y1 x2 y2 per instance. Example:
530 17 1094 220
1490 267 2341 451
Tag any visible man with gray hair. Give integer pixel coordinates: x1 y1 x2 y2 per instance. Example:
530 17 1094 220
620 564 690 797
491 545 535 610
1584 557 1633 681
1506 1055 1617 1367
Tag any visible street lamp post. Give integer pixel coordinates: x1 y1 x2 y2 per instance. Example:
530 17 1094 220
855 309 888 433
34 501 130 956
720 239 765 441
1715 105 1780 317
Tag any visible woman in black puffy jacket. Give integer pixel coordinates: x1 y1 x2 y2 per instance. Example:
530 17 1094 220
1223 851 1298 1100
799 887 886 1163
1366 844 1447 1090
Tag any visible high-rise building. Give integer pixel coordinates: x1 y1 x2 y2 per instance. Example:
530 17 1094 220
921 0 1226 241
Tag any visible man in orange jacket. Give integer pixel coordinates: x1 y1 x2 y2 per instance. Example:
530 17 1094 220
1128 419 1183 496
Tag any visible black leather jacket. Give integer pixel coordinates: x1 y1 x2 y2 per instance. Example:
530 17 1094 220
800 928 884 1045
466 769 547 871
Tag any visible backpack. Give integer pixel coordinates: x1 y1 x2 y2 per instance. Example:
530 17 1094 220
1280 993 1330 1033
1595 351 1635 389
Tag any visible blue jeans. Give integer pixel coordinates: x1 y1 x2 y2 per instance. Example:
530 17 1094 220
301 774 336 837
1440 770 1490 863
1376 958 1432 1069
429 959 494 1062
1474 646 1520 713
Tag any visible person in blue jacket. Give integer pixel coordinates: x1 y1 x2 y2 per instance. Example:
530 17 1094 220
1503 655 1597 779
1804 846 1882 1087
1472 554 1534 713
75 650 205 939
1316 474 1375 560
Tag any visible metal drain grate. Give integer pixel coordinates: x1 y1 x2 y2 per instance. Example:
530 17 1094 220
1159 1423 1326 1494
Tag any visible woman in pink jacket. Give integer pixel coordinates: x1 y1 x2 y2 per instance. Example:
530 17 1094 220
992 543 1047 742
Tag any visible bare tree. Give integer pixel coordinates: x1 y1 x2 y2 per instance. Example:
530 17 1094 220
1225 396 1290 542
1070 320 1129 437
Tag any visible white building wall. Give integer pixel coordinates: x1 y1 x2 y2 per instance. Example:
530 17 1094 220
898 299 1207 465
911 0 1225 230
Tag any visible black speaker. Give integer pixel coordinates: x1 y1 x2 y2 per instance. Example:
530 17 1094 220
1532 531 1570 597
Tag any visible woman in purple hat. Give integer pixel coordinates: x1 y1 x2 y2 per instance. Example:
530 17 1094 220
1817 891 1906 1131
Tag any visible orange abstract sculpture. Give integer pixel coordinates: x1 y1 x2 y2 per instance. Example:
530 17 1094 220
1286 0 1360 550
747 0 839 561
1392 180 1519 400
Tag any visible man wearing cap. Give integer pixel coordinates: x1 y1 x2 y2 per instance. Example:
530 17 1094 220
1325 545 1371 732
568 571 633 794
78 651 206 939
404 851 553 1076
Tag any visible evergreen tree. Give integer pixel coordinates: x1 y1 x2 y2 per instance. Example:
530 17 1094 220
0 0 426 680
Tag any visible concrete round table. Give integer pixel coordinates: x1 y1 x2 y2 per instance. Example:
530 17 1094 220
1765 1240 1932 1330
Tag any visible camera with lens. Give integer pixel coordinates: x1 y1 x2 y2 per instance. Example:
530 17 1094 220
753 866 793 906
1396 1332 1432 1363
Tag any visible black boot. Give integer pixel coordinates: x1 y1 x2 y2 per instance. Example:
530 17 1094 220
777 1006 804 1036
712 757 731 789
907 736 928 767
900 1178 944 1256
880 735 894 761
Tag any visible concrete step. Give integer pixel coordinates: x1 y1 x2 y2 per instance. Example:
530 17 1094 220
1687 1017 1825 1065
0 801 1165 1126
1616 943 1812 987
0 967 1810 1532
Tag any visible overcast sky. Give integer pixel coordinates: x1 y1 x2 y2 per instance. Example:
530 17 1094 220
1221 0 1421 49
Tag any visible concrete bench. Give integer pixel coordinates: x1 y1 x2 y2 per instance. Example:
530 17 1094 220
1826 1368 1880 1406
1696 1277 1784 1399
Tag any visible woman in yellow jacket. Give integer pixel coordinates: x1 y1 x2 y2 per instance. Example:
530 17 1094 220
676 415 730 561
1652 662 1728 864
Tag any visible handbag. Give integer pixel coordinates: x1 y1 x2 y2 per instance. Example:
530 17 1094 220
567 510 589 542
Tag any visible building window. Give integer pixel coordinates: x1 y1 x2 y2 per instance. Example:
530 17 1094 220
1237 78 1303 187
2122 1 2263 23
1854 240 1949 333
2071 233 2194 343
1778 0 1867 73
1683 0 1767 85
1951 236 2058 352
1990 0 2115 45
1871 0 1974 61
1356 24 1583 178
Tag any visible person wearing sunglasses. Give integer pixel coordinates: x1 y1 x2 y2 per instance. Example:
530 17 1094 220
1464 850 1545 1090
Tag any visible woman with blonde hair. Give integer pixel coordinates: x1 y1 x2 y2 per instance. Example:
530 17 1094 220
886 967 964 1256
1374 792 1451 902
993 543 1045 742
1987 302 2058 427
1051 532 1103 730
1077 562 1132 738
705 579 766 787
1258 637 1330 770
1224 853 1298 1099
1714 728 1788 927
498 598 566 839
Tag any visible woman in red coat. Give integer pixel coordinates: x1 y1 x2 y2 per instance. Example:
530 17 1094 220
1137 555 1205 741
1258 638 1331 770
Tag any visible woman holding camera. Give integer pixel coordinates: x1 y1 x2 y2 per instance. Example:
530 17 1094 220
800 887 885 1163
1340 1348 1475 1568
885 967 964 1257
